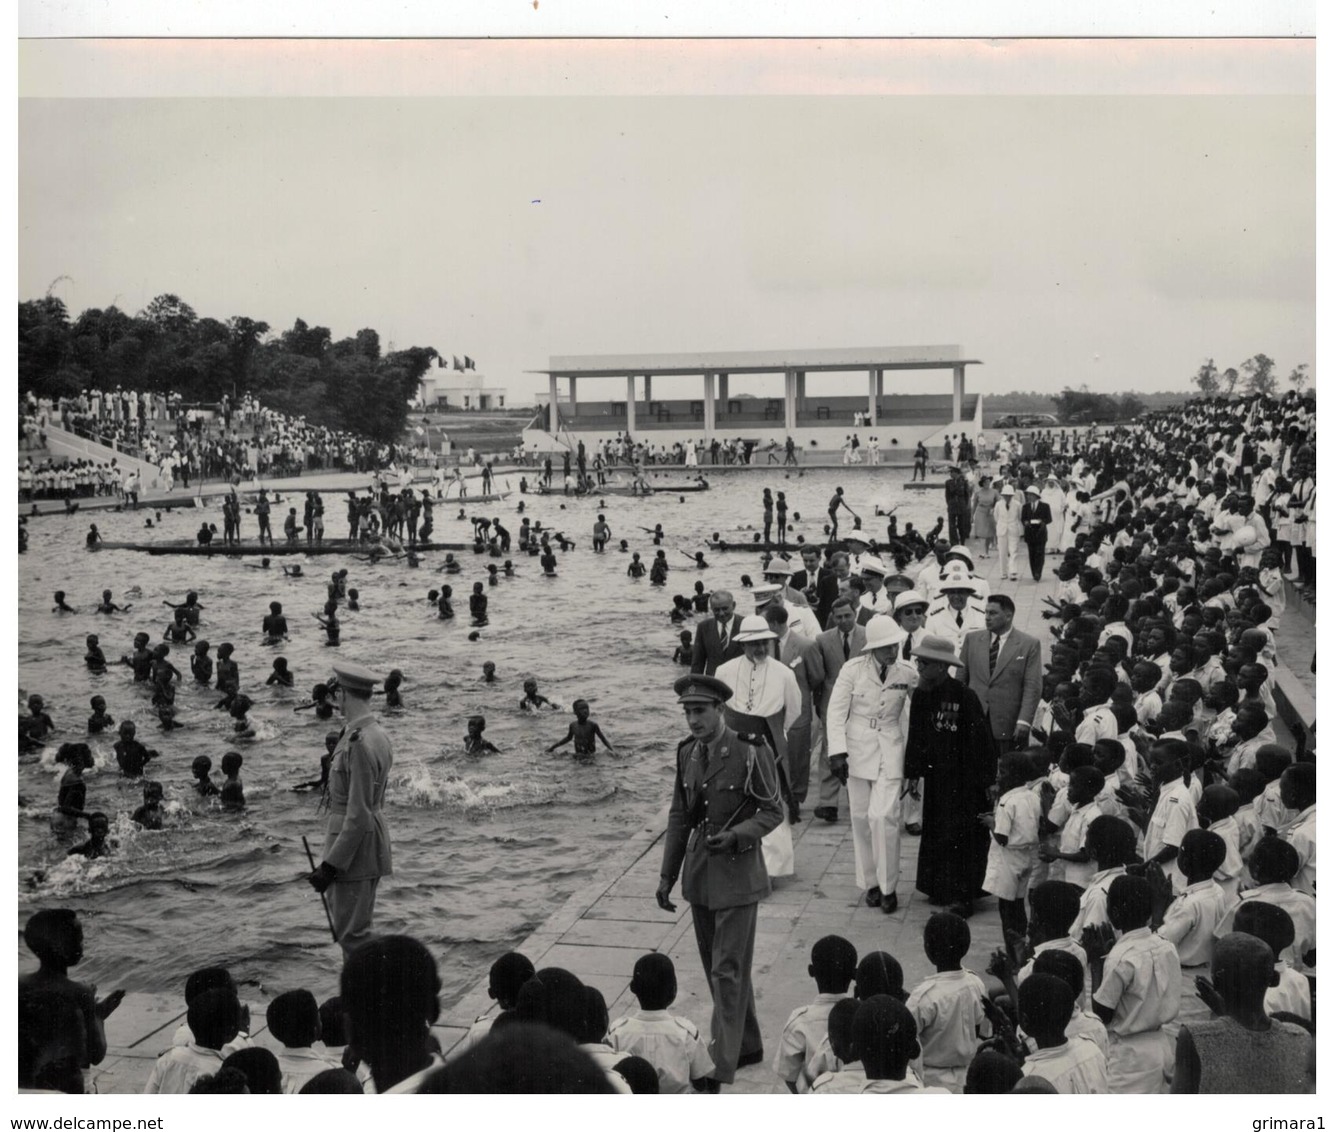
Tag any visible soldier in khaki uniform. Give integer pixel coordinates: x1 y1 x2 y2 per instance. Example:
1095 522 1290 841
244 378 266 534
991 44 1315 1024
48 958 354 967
656 675 783 1088
307 661 394 959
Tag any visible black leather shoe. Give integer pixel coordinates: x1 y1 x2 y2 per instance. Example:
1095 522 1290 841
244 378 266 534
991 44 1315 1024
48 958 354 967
904 823 922 836
787 801 802 824
880 891 899 914
865 886 882 908
813 806 839 823
948 900 975 919
736 1049 765 1069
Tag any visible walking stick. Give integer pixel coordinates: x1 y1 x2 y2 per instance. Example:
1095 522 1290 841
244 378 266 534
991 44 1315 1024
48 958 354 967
302 835 340 944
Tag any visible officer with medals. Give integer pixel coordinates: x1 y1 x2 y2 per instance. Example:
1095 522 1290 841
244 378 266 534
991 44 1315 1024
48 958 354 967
306 661 394 959
656 674 784 1089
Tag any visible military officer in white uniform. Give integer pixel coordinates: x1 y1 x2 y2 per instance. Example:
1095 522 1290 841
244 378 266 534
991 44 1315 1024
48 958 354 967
924 574 988 654
825 616 917 914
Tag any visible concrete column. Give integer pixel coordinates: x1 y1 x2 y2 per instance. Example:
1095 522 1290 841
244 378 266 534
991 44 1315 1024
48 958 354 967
796 370 807 413
952 365 965 423
702 372 716 437
784 370 798 431
568 377 577 407
718 373 729 411
643 374 652 405
626 375 637 437
549 374 560 433
868 369 878 428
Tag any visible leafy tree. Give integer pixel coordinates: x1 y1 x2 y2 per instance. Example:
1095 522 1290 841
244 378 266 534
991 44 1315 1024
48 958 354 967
1193 358 1221 396
1220 367 1240 396
1240 353 1277 397
140 293 197 335
1288 363 1310 393
1118 393 1147 420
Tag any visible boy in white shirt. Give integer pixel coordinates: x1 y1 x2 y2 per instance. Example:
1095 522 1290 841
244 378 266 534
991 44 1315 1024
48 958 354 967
266 989 339 1093
1039 766 1104 889
772 935 856 1093
906 913 990 1092
1278 763 1315 896
606 952 714 1093
983 752 1043 940
144 988 240 1094
1197 785 1244 900
1017 975 1108 1093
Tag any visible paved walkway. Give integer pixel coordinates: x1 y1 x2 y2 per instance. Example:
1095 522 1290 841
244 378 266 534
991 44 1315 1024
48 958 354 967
51 540 1314 1092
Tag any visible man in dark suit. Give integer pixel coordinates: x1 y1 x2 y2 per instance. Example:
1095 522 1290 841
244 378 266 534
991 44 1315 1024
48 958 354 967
690 589 744 675
807 596 866 822
958 593 1043 752
656 674 783 1088
790 546 840 628
1020 485 1054 580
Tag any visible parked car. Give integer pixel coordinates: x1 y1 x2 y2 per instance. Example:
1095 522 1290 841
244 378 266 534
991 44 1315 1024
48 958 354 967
989 412 1059 429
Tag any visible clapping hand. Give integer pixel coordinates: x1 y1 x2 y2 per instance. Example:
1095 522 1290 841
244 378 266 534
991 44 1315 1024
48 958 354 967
95 989 125 1020
1194 975 1226 1017
1079 922 1116 963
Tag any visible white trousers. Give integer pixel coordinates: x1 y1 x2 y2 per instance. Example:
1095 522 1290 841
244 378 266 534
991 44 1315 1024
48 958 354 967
996 530 1020 578
848 775 902 894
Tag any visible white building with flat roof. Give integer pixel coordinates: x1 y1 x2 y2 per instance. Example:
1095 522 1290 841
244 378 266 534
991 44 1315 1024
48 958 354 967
418 367 508 411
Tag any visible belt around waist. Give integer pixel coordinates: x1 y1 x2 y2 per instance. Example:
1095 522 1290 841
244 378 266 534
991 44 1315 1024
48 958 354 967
850 715 893 731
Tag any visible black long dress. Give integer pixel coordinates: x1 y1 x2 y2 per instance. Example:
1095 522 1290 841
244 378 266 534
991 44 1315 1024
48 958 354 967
905 675 997 905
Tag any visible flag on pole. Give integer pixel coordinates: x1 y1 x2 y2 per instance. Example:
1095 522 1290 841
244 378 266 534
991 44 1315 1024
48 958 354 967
453 355 464 372
465 356 475 371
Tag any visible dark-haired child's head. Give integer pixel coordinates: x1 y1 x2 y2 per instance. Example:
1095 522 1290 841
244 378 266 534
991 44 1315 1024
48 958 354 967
1032 949 1086 1002
965 1050 1024 1094
1177 828 1227 884
996 751 1032 792
1248 836 1300 887
854 951 905 1001
1066 766 1105 809
317 997 347 1047
1212 932 1279 1018
852 996 920 1080
299 1068 365 1094
1232 901 1296 963
23 909 83 969
1279 763 1315 812
1106 875 1153 933
1085 815 1138 869
1017 974 1075 1048
809 935 858 994
1091 739 1126 780
220 751 243 777
489 951 537 1011
1149 739 1190 785
923 913 970 971
1028 881 1083 945
266 989 320 1049
826 997 860 1064
1058 742 1094 774
629 952 677 1011
221 1047 282 1094
1198 784 1240 829
1254 744 1293 784
578 986 609 1045
188 987 242 1051
612 1055 659 1094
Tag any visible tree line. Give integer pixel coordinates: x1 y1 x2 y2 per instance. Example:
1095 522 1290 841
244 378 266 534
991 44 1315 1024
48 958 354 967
17 293 439 443
1190 355 1311 399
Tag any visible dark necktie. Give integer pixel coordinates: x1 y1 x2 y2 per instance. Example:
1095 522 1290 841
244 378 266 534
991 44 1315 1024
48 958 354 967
878 663 888 683
718 620 729 649
956 610 964 628
842 634 850 660
698 738 710 774
989 633 1000 674
903 636 912 660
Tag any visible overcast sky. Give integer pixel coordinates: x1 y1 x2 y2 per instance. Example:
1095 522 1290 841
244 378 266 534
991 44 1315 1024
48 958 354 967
18 40 1314 403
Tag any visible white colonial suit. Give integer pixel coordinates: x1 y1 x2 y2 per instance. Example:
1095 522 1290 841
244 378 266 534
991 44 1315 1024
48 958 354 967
825 654 917 895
